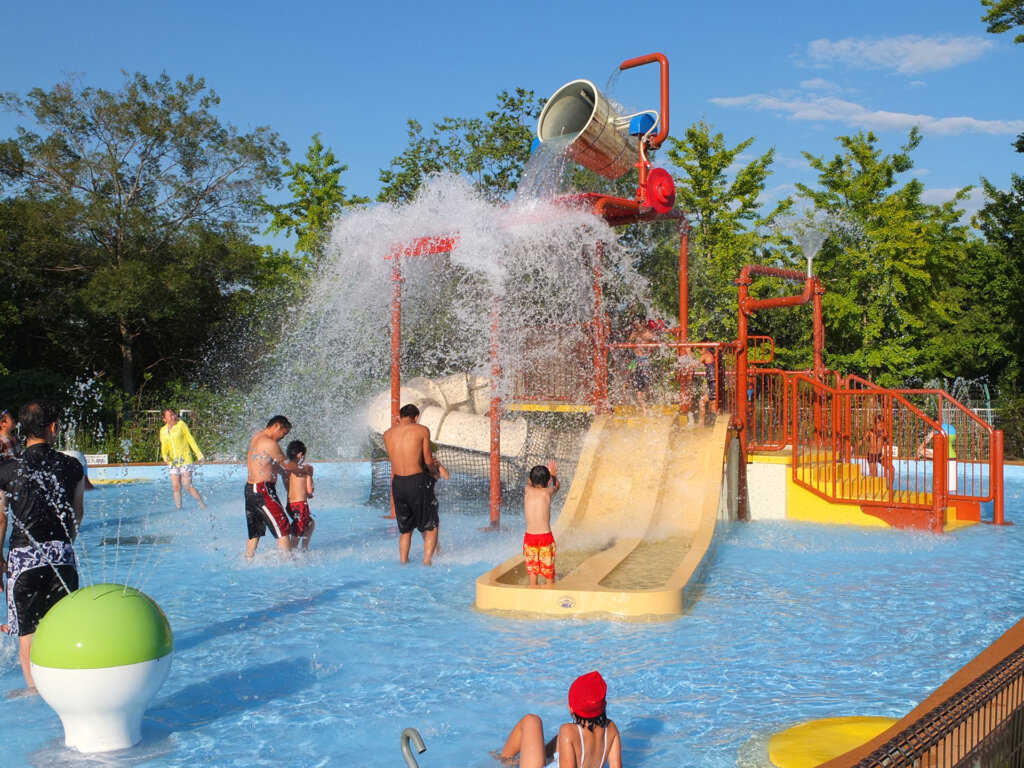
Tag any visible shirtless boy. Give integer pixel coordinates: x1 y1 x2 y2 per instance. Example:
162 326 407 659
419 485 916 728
857 414 891 479
382 404 447 565
285 440 315 551
244 415 312 559
523 461 560 587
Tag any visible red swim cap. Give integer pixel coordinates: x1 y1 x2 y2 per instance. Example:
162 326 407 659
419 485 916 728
568 671 607 718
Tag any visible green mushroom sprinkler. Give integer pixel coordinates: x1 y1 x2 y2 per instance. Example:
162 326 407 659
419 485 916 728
30 584 173 753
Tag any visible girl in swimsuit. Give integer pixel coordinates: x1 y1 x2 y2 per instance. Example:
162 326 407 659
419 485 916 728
498 671 623 768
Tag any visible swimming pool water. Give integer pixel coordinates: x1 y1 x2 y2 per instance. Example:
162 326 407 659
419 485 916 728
2 462 1023 767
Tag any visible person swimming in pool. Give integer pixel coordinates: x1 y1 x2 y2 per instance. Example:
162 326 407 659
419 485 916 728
498 670 623 768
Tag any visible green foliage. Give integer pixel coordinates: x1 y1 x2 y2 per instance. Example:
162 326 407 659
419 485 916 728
661 120 786 340
796 129 975 386
974 173 1024 390
261 133 369 268
0 72 288 393
378 88 544 204
982 0 1024 42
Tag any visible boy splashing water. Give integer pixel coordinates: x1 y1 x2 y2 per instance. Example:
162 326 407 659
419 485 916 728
523 462 560 587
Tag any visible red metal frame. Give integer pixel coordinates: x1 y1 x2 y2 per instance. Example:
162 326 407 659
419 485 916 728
733 264 825 517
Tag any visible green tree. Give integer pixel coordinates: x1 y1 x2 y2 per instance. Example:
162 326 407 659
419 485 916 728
261 133 368 268
378 88 543 204
974 174 1024 389
982 0 1024 151
982 0 1024 42
796 129 974 385
0 72 287 393
659 120 785 340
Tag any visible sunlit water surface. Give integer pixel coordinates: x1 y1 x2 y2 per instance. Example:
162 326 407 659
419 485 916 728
2 463 1022 767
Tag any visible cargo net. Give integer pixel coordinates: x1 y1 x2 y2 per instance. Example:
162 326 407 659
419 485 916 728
369 411 591 521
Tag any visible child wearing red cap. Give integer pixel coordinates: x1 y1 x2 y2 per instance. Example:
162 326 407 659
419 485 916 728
498 670 622 768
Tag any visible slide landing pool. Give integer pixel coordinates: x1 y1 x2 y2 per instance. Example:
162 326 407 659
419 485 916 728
475 414 731 618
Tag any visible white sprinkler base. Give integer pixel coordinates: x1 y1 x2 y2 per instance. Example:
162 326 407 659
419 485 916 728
32 654 172 752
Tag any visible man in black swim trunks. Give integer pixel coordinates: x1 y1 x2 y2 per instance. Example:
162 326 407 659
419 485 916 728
382 404 446 565
0 401 85 691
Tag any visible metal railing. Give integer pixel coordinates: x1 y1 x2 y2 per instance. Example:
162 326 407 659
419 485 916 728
823 618 1024 768
792 374 948 530
845 376 1005 524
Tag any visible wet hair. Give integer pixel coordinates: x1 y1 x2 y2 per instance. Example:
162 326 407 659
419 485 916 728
19 401 62 440
286 440 306 461
399 404 419 419
266 415 292 430
571 711 609 731
529 465 551 487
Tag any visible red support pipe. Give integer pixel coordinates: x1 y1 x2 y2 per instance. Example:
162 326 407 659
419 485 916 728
592 240 608 414
390 259 402 426
734 264 822 521
488 302 502 529
619 52 670 150
679 222 689 342
993 430 1005 525
813 277 826 379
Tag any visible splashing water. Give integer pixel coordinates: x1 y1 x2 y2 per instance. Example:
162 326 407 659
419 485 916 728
242 175 647 457
775 210 860 269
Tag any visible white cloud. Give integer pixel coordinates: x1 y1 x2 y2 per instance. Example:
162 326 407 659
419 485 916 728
710 92 1024 136
804 35 994 75
799 78 842 91
920 186 986 223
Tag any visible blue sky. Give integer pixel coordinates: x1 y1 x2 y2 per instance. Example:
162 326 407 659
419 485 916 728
3 0 1022 241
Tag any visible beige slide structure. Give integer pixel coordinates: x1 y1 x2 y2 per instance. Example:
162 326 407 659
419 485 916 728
475 414 732 618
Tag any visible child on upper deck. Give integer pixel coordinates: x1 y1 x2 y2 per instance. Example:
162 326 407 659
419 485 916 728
523 461 560 587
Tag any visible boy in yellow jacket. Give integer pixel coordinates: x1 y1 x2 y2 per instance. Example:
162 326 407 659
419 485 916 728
160 408 206 509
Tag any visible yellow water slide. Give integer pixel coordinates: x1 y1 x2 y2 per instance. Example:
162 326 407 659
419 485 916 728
475 414 733 618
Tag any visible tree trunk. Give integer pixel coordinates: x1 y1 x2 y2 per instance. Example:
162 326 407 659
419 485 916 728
119 317 135 395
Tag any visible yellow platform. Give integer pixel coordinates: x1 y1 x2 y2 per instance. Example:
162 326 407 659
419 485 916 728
769 716 897 768
475 415 731 618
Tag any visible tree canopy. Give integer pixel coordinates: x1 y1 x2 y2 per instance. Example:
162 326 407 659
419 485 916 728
378 88 543 204
0 72 288 393
261 133 368 269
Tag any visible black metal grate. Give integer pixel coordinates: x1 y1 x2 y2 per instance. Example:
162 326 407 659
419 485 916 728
854 643 1024 767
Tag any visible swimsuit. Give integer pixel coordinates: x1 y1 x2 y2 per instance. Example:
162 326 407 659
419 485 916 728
867 451 883 465
523 531 556 581
574 724 608 768
244 481 290 539
0 444 83 636
5 542 78 636
704 361 717 401
287 500 313 537
629 354 651 392
391 472 439 534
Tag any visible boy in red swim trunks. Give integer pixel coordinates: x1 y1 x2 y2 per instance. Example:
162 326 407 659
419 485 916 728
285 440 315 551
523 461 560 586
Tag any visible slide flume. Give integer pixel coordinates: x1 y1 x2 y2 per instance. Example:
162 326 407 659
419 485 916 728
475 414 731 618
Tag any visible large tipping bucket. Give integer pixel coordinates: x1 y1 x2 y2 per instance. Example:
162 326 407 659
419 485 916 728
537 79 640 179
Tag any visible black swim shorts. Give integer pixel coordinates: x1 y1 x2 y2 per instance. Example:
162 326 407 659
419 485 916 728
244 481 289 539
10 564 78 636
391 472 439 534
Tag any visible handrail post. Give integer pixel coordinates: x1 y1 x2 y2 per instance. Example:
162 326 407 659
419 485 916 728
992 429 1005 525
933 435 947 533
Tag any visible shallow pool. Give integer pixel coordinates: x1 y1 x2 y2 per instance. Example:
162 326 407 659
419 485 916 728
2 462 1023 767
